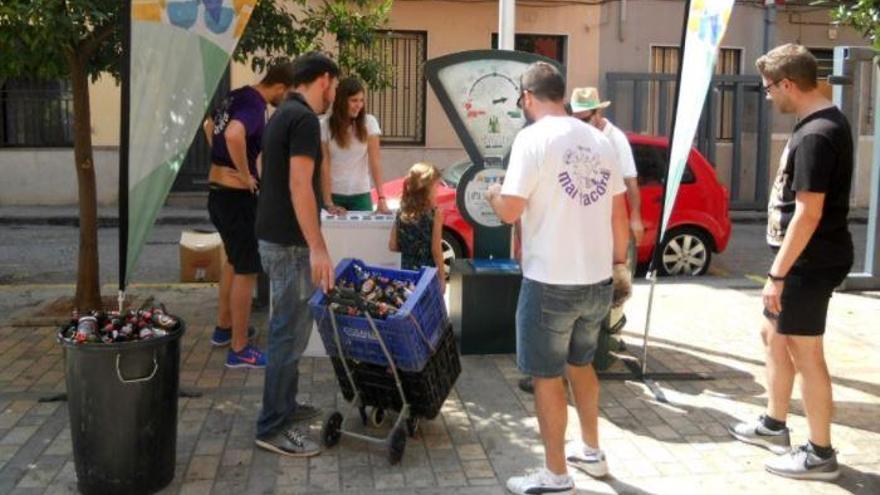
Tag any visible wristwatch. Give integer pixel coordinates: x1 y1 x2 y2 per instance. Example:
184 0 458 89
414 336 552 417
767 272 786 282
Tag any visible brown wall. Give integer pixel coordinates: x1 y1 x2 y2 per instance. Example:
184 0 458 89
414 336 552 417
380 0 602 178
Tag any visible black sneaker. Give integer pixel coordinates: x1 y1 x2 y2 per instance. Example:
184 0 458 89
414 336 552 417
765 443 840 480
518 376 534 394
255 428 320 457
728 415 791 454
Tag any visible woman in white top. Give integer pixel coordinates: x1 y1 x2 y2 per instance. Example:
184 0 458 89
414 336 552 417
320 77 390 214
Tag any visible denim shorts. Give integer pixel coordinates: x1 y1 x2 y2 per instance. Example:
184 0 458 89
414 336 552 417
516 277 613 377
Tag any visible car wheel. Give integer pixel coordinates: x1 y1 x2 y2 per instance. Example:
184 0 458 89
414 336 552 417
659 227 712 276
440 230 464 277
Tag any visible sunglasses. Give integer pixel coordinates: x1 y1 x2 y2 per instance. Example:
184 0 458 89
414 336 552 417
516 89 531 109
762 79 783 95
578 110 598 123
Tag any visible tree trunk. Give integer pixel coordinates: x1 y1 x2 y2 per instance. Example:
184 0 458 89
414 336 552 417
69 58 102 311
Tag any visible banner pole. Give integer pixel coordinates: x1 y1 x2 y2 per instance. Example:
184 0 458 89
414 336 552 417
641 270 658 375
118 0 132 311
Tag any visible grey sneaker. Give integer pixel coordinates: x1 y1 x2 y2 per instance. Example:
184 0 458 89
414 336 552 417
728 416 791 454
291 402 322 422
565 441 609 478
765 443 840 480
255 428 320 457
506 468 573 495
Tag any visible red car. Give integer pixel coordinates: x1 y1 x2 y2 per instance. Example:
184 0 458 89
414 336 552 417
376 133 731 276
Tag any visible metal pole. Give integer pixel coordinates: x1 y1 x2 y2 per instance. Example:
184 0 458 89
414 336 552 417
499 0 515 50
832 47 880 290
641 272 657 375
755 1 776 207
869 58 880 276
118 0 132 312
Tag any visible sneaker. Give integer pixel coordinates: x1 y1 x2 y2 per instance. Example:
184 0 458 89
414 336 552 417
255 428 320 457
728 416 791 454
506 468 573 495
211 325 257 346
765 443 840 480
290 402 322 422
518 376 534 394
565 441 609 478
225 344 266 369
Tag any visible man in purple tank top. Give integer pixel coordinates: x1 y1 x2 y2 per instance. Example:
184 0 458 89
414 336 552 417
204 63 295 369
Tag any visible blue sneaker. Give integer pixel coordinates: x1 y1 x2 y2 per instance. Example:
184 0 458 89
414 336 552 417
211 326 257 346
226 344 267 369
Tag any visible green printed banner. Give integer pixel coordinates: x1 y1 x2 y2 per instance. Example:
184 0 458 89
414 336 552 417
124 0 257 284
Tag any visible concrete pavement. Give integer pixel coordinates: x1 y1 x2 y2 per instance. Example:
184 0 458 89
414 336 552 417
0 278 878 494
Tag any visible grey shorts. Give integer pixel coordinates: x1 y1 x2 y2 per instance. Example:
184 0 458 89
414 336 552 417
515 277 613 378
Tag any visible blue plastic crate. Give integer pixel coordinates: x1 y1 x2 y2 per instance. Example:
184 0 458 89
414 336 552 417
308 258 448 372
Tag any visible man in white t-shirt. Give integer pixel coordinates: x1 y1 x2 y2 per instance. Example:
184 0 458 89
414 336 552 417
486 62 631 495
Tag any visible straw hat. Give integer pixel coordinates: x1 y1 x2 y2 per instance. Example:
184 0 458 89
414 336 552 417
569 87 611 113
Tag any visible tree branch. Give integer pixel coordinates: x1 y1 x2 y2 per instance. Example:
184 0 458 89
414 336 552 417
79 22 115 61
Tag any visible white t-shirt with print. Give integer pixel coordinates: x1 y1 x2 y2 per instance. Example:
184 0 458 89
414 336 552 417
502 115 626 285
602 120 637 179
320 114 382 195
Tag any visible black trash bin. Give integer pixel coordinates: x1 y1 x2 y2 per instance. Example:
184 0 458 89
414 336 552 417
59 319 185 495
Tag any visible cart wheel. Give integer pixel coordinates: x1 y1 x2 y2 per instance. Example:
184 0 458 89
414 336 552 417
388 425 407 465
406 417 420 437
321 412 343 448
370 407 385 427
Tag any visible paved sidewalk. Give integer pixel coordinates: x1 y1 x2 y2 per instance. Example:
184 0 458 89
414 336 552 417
0 279 878 494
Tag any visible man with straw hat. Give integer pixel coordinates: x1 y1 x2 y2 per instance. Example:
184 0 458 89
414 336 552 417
569 87 644 247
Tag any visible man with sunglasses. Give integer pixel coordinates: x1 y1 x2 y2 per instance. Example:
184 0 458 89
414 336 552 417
487 62 630 494
728 43 853 480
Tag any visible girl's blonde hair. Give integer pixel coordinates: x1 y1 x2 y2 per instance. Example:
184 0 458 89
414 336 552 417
400 162 441 222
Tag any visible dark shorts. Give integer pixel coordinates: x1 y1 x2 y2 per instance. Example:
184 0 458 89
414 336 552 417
763 264 849 336
207 185 261 275
515 277 613 377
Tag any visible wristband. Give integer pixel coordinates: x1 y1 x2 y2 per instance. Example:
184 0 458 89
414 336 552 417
767 272 786 282
378 196 386 200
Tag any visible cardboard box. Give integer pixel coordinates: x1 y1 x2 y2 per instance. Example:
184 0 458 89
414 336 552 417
179 230 225 282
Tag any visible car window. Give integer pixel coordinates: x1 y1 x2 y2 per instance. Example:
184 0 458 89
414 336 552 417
631 143 695 186
441 161 472 188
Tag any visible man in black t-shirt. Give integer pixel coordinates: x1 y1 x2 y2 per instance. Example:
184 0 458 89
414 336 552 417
729 44 853 481
253 52 339 458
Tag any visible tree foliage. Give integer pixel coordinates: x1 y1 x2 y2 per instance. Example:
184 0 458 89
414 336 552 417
0 0 393 85
0 0 392 309
814 0 880 51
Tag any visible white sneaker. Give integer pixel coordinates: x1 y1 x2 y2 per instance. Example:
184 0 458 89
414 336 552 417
506 468 574 495
565 441 609 478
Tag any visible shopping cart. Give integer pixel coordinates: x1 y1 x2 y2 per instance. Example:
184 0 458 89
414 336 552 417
318 290 417 464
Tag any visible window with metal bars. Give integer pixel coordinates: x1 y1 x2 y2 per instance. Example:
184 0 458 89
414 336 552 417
354 30 427 145
649 45 742 141
0 79 74 147
491 33 567 66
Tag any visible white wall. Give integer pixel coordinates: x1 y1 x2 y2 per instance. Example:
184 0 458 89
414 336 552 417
0 148 119 205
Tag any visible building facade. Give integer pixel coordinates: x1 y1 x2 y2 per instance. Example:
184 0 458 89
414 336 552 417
0 0 873 206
